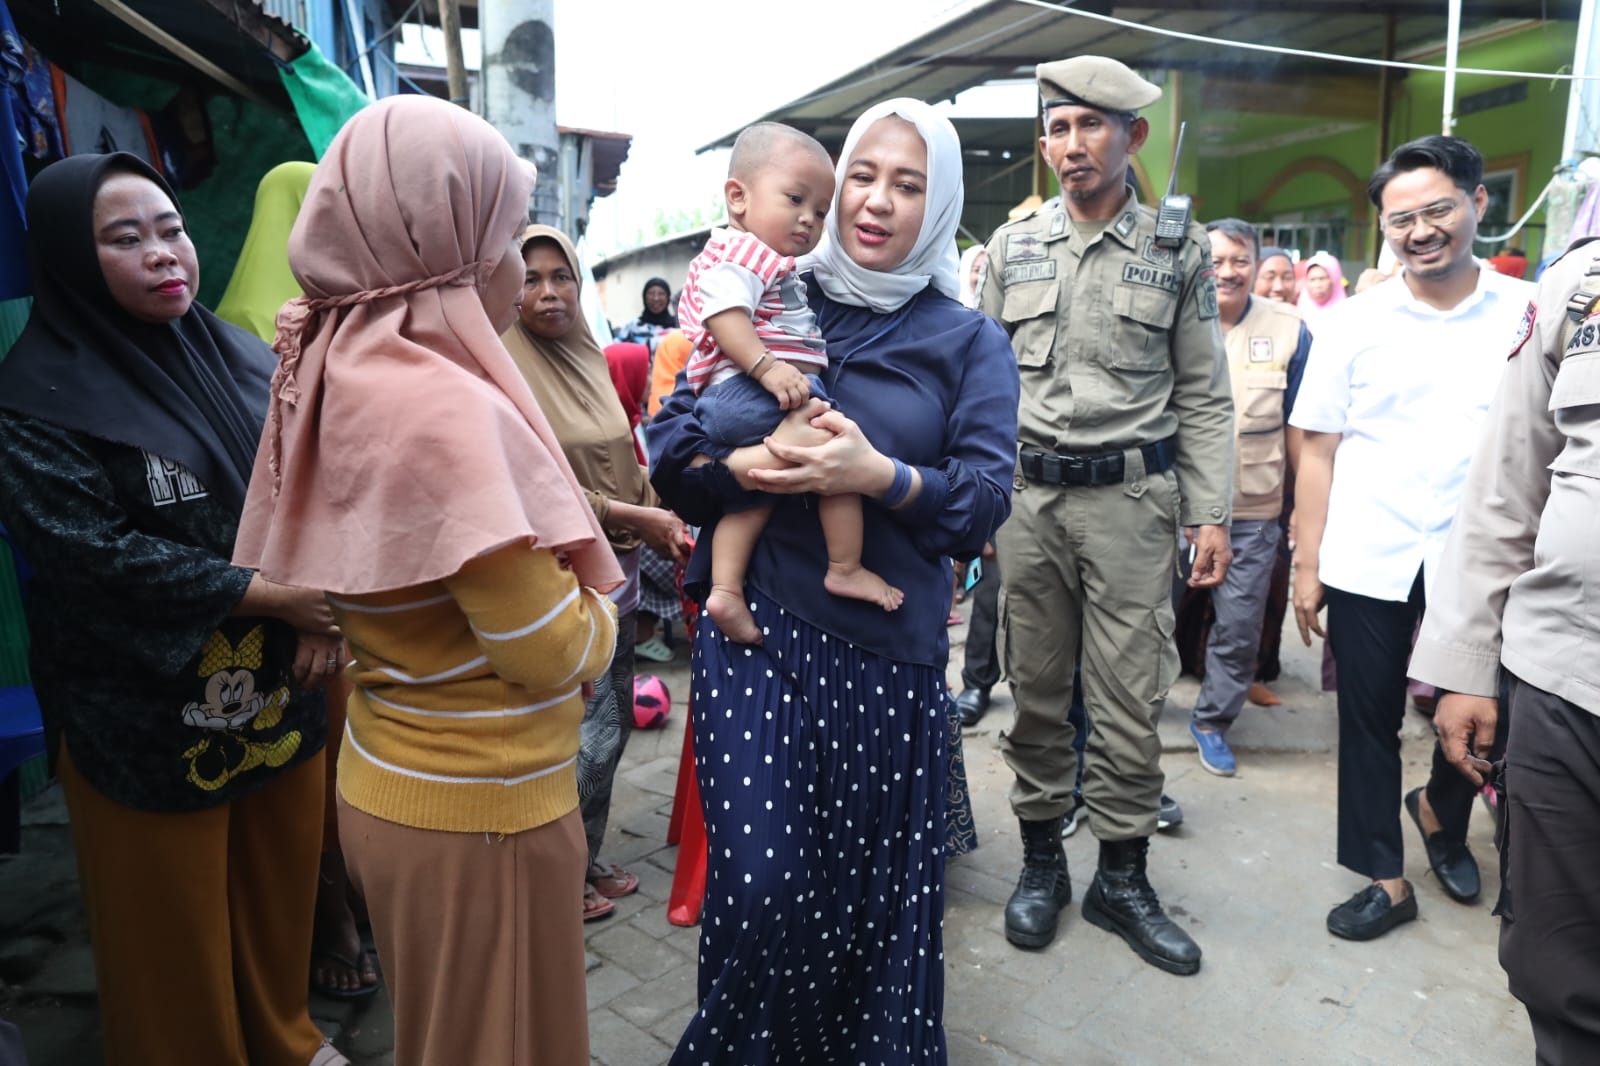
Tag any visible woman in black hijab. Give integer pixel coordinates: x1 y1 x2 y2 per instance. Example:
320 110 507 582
614 274 678 354
0 153 346 1066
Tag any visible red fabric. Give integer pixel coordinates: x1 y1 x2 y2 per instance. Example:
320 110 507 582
667 537 706 926
604 342 649 463
1488 254 1529 279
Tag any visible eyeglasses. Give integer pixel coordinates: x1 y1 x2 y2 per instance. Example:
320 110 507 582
1382 196 1465 235
1210 256 1255 272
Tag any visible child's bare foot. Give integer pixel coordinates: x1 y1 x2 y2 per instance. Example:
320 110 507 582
706 584 763 644
824 564 904 611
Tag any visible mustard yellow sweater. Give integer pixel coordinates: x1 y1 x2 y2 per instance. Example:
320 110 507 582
329 545 617 835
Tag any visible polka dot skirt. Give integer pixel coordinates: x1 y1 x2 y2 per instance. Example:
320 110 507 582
671 587 950 1065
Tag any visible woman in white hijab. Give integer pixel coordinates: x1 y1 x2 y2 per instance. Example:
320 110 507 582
957 243 988 308
651 98 1021 1064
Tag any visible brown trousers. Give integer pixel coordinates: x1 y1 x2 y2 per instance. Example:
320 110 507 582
338 800 589 1066
59 744 327 1066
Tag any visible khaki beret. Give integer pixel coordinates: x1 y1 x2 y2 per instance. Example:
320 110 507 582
1037 56 1161 114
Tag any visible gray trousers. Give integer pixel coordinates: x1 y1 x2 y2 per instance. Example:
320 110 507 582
960 555 1001 694
1191 519 1281 732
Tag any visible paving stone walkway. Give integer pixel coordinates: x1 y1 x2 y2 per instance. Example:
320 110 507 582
0 613 1535 1065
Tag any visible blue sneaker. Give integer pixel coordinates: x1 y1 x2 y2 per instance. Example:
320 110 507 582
1190 721 1236 776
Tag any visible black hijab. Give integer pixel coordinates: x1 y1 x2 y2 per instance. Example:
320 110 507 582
638 276 677 328
0 153 274 512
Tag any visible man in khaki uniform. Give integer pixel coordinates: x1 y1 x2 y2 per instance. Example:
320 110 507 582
1185 219 1309 777
1410 239 1600 1064
980 56 1234 975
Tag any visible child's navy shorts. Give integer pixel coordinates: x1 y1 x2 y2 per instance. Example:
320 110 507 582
695 371 833 449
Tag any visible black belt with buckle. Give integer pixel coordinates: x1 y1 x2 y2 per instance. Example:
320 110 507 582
1019 436 1177 488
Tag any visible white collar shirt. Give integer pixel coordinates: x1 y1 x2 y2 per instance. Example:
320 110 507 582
1289 264 1536 602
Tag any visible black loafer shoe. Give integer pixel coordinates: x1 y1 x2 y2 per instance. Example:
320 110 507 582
1405 787 1480 903
1326 882 1418 941
954 688 990 727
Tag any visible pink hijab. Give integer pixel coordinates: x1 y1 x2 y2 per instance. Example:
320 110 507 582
1296 251 1346 325
233 96 622 595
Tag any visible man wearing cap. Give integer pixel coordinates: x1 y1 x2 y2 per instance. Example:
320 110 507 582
980 56 1233 975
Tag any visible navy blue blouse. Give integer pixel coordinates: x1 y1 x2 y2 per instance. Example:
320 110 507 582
649 279 1020 668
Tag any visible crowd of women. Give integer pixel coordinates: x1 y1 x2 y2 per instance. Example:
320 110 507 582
0 87 1017 1066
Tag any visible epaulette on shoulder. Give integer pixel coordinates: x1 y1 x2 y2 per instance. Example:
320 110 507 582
1565 237 1600 324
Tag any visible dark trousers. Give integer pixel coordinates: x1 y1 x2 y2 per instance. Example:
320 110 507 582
961 555 1001 693
1324 570 1475 880
1500 673 1600 1065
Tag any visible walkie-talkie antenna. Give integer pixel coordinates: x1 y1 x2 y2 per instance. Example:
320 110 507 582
1165 121 1188 198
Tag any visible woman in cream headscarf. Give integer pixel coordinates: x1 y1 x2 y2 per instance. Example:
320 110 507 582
502 224 690 921
653 97 1019 1063
234 96 620 1065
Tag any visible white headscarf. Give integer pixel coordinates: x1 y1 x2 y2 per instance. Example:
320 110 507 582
802 98 964 314
957 244 986 308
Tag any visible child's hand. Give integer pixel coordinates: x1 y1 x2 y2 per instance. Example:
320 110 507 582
758 360 811 411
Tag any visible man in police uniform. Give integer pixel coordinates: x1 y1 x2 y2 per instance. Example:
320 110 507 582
980 56 1234 975
1410 240 1600 1063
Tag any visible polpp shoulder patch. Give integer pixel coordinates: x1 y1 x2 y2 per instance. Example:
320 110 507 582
1197 267 1219 320
1509 299 1536 359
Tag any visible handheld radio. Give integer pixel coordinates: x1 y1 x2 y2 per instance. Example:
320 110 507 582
1153 121 1191 250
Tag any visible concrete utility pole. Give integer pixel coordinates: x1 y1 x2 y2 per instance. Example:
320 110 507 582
480 0 560 228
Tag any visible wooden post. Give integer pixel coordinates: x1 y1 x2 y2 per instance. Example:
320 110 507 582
88 0 270 106
440 0 468 108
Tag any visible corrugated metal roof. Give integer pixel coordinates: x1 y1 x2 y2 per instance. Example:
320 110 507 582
13 0 309 107
698 0 1581 151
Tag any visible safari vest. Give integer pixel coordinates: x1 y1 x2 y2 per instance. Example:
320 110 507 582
1226 297 1301 520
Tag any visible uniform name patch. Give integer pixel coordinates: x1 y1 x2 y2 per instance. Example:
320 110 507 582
1004 261 1057 284
1567 312 1600 355
1006 233 1047 261
1122 262 1177 291
1140 237 1175 269
1249 337 1273 362
1509 299 1536 359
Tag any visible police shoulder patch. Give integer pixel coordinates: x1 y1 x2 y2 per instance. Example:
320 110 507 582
1197 267 1219 321
1509 299 1537 359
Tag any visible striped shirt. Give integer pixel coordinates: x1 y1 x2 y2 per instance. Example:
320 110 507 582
679 227 827 391
329 544 617 835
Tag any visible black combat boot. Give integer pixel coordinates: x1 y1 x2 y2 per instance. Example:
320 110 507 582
1004 816 1072 949
1082 837 1202 975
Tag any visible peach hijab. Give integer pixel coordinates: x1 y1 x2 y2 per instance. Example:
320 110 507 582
233 95 622 595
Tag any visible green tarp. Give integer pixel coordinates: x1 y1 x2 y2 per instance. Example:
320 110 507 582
279 40 370 160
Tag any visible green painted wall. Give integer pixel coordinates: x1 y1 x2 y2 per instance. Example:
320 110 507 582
1191 22 1577 265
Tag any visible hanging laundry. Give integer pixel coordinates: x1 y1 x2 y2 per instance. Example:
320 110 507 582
9 38 59 161
0 0 31 301
51 64 162 168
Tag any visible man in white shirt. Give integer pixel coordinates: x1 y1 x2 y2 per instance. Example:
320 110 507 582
1289 135 1536 942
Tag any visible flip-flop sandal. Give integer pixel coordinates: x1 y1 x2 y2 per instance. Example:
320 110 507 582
582 883 615 922
310 946 381 1000
309 1039 351 1066
634 636 674 663
587 862 640 899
